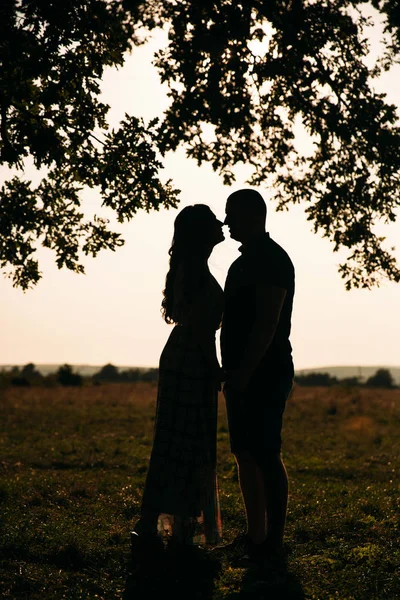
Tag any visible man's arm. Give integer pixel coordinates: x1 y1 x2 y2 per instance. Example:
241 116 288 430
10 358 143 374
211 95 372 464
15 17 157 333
224 283 286 396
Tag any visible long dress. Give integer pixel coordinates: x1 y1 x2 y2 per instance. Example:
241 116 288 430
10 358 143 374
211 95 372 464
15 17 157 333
140 271 223 545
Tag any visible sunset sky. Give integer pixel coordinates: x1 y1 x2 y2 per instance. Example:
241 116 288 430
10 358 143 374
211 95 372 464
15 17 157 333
1 11 400 371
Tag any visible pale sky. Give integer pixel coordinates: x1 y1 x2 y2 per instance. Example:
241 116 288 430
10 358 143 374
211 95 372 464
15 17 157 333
1 15 400 371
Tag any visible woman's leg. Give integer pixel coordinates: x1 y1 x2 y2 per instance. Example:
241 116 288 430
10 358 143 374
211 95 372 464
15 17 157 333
171 516 196 544
133 510 159 536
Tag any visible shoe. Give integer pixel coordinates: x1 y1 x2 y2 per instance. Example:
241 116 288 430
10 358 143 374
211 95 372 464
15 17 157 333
130 531 164 562
209 532 252 560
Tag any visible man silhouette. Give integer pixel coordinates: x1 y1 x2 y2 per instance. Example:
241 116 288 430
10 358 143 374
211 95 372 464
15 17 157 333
220 188 295 567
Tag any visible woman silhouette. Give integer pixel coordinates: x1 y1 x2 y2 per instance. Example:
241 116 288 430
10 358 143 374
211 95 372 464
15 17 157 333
132 204 224 556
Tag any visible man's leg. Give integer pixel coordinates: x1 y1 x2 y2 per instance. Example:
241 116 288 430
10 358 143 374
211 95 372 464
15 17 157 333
130 510 164 560
256 379 292 553
235 452 267 544
260 453 288 552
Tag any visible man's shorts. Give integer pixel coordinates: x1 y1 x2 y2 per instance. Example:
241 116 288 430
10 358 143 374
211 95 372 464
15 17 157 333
225 376 293 463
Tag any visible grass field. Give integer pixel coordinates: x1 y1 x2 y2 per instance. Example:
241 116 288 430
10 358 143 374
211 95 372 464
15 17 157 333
0 382 399 599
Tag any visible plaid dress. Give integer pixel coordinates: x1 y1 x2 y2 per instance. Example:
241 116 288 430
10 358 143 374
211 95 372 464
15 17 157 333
140 275 223 545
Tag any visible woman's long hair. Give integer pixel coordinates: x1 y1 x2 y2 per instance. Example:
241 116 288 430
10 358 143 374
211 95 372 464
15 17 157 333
161 205 214 324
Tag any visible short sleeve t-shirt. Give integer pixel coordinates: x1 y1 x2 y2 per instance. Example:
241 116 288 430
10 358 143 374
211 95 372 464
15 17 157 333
220 232 295 380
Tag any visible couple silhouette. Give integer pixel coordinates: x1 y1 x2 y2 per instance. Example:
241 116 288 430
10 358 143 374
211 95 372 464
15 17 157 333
131 188 295 570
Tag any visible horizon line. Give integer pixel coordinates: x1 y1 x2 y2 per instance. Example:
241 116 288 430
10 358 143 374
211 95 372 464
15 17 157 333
1 362 400 370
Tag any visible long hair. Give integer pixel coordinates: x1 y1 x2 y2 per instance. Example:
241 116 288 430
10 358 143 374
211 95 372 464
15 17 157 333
161 205 214 324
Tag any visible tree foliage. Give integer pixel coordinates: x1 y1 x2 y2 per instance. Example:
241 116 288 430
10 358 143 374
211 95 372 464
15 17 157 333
56 364 82 386
1 0 400 288
92 362 120 382
0 362 43 386
365 367 395 388
91 363 159 382
295 372 339 386
0 0 180 288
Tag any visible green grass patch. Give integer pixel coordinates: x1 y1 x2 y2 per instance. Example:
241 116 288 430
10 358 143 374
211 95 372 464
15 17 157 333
0 383 399 599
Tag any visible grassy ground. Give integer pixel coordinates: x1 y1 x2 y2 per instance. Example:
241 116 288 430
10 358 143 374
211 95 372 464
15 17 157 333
0 382 399 599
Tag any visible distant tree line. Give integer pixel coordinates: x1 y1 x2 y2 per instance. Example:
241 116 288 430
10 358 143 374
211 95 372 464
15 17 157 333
0 363 159 388
295 368 397 389
0 364 397 389
91 364 159 384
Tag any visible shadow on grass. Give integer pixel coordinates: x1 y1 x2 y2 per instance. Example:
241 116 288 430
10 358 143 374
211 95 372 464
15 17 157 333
123 550 221 600
123 551 305 600
234 566 305 599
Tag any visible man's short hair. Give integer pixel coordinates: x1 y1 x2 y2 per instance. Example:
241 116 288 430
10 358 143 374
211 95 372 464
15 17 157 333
227 189 267 221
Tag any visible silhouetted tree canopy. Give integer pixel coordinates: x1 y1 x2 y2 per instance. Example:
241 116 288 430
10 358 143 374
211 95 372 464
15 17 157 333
118 368 142 382
20 362 43 381
365 367 395 388
295 372 339 386
93 363 120 382
56 364 82 386
1 0 400 289
92 364 159 382
0 363 43 386
140 367 159 382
